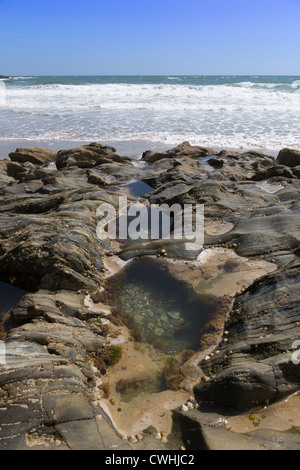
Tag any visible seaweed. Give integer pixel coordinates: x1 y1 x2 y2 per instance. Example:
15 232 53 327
100 381 111 398
162 356 186 390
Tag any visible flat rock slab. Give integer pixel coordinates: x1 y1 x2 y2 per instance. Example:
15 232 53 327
9 148 57 165
173 408 300 450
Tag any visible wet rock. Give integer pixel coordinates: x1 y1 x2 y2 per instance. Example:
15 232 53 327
292 166 300 179
217 150 241 159
243 150 276 161
6 161 30 180
86 169 113 186
56 143 130 170
1 141 300 450
277 148 300 168
194 262 300 410
142 141 215 164
9 148 57 165
173 408 300 450
250 165 295 181
208 158 224 169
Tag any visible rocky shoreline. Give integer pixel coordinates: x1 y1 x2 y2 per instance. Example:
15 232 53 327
0 142 300 450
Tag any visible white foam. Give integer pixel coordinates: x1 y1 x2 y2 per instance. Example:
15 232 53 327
1 81 300 151
3 82 300 113
291 80 300 89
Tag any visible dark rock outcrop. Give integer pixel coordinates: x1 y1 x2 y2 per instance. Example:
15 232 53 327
194 261 300 410
55 143 131 170
277 148 300 168
142 141 215 164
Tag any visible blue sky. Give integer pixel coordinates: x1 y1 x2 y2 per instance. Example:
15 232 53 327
0 0 299 75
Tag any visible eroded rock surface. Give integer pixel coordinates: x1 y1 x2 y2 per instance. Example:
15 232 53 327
0 142 300 450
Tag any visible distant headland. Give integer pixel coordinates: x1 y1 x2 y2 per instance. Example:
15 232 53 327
0 75 10 79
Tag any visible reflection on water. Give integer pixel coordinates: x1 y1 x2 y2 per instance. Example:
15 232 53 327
109 179 154 198
0 282 27 319
118 259 215 354
116 375 166 403
126 180 153 198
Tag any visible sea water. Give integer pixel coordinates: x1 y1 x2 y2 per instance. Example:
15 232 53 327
0 75 300 152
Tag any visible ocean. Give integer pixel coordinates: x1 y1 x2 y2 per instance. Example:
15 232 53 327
0 75 300 155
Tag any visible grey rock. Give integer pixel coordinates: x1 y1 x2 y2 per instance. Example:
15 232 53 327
194 262 300 410
277 148 300 167
142 141 215 164
9 148 57 165
56 142 131 170
173 408 300 450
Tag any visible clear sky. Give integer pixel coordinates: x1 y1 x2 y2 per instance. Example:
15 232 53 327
0 0 300 76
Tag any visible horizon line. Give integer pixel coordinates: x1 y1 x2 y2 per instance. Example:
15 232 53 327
4 74 300 77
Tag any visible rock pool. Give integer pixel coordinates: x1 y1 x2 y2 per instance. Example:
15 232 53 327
107 258 221 354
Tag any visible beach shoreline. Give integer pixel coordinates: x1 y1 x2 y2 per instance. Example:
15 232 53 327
0 138 280 160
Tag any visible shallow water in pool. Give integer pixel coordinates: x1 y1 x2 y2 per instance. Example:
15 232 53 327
116 259 217 354
0 282 27 319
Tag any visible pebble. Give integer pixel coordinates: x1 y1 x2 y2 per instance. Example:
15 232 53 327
187 402 194 409
137 434 143 441
204 356 210 361
181 405 189 412
129 435 138 443
161 437 168 443
155 433 162 440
